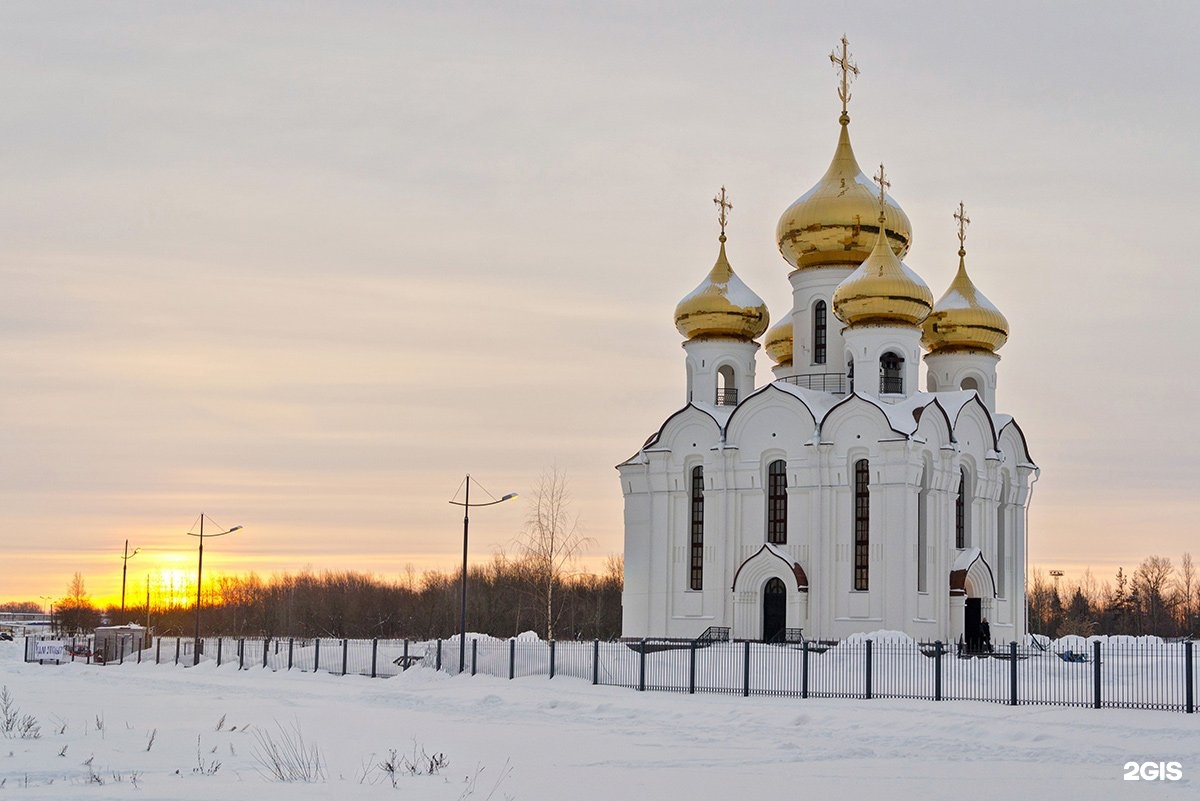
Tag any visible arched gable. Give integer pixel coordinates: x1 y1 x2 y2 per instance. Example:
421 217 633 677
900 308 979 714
949 547 997 598
915 398 955 449
818 393 905 446
997 418 1035 466
642 404 724 451
731 543 809 593
724 384 818 453
950 395 999 454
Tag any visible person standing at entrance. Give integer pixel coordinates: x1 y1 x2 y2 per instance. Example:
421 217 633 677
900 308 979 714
979 617 992 652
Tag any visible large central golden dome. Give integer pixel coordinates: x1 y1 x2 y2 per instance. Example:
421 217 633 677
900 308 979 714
777 113 912 271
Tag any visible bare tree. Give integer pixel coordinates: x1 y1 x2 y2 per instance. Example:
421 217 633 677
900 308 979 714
518 467 594 640
1175 552 1196 635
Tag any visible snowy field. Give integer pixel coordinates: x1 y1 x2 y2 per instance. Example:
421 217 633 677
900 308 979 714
1 638 1197 800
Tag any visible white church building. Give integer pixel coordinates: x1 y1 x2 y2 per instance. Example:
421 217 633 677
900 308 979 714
619 42 1038 646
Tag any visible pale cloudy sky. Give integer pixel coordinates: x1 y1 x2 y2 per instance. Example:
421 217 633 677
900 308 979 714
2 1 1198 604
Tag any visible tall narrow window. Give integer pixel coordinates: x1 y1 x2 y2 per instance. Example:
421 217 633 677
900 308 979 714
690 466 704 590
880 352 904 394
813 300 827 365
853 459 870 590
917 467 929 592
767 459 787 544
955 467 967 549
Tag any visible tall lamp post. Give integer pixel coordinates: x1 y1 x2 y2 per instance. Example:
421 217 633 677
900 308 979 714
119 540 141 617
448 475 517 672
186 514 243 666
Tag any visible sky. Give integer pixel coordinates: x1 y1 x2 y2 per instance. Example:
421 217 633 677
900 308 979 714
2 1 1199 606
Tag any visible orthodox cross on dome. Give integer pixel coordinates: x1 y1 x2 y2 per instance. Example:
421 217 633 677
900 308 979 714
954 201 970 253
830 34 859 117
872 163 890 221
714 186 732 242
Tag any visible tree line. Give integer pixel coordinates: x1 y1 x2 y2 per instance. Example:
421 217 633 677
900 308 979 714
1028 553 1197 639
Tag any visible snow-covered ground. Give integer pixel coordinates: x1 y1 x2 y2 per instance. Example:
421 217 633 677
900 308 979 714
1 637 1196 800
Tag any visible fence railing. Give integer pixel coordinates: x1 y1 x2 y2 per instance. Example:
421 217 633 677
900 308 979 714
24 635 1197 714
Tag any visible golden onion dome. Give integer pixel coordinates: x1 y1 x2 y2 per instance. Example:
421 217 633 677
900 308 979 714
763 319 793 365
674 236 769 341
833 197 933 328
922 248 1009 353
776 113 912 271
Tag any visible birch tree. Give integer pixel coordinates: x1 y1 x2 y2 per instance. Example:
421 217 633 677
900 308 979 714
519 467 593 640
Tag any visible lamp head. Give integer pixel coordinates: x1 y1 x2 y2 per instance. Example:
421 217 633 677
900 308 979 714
501 493 518 502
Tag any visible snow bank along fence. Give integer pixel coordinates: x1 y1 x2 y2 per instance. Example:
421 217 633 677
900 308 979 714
25 634 1197 715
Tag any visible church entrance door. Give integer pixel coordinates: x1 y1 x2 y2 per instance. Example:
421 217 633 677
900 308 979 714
965 597 982 652
762 578 786 642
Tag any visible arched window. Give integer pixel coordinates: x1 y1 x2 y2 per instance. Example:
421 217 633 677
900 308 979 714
927 372 939 392
880 351 904 394
716 365 737 406
813 300 827 365
853 459 870 590
690 466 704 590
955 467 969 549
767 459 787 544
961 376 979 392
847 356 855 393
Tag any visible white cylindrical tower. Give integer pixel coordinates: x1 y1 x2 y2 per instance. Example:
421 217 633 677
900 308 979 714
674 190 769 407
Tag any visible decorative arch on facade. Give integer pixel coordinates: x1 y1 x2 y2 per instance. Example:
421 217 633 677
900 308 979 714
997 418 1035 466
731 544 809 593
950 394 1000 452
818 393 906 444
725 383 820 443
643 404 725 451
949 548 996 598
914 399 955 449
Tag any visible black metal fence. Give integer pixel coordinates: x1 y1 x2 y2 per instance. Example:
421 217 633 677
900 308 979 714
24 635 1197 714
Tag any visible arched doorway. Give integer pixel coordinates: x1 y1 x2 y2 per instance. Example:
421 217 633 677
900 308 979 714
762 577 786 642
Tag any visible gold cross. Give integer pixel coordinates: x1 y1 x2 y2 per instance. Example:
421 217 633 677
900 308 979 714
954 201 970 249
714 186 732 240
830 35 859 116
873 163 890 211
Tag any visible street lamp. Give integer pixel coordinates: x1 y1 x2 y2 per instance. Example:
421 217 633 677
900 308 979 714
448 475 517 673
119 540 141 617
185 514 243 666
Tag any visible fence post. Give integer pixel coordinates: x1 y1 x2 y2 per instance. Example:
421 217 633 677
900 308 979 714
371 639 378 679
156 637 161 664
1184 641 1194 714
342 639 349 676
217 638 223 667
263 638 270 669
174 637 180 666
934 641 943 701
402 639 409 671
471 639 477 676
689 640 697 695
119 637 125 665
137 637 142 664
592 639 599 686
549 640 556 679
508 638 515 680
314 639 321 673
743 641 751 698
288 638 294 671
638 639 646 692
864 639 873 700
1093 640 1102 709
802 640 809 699
435 639 442 672
1009 641 1018 706
238 639 245 670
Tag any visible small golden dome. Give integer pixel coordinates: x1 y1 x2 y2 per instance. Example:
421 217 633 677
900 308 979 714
674 238 769 341
764 319 793 365
776 114 912 271
833 195 933 328
922 249 1009 353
